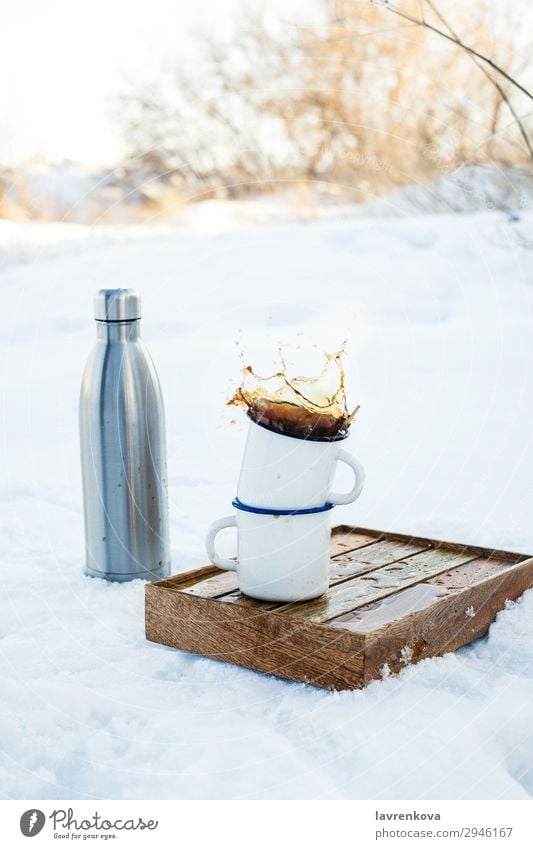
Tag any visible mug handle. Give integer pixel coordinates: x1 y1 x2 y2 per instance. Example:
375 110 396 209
206 516 238 571
328 449 365 505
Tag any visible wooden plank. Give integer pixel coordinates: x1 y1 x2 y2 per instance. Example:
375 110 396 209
171 529 434 603
180 570 239 598
330 555 525 633
331 583 450 634
333 537 431 568
332 524 527 561
144 526 533 691
151 564 219 590
218 536 434 607
330 527 381 556
215 590 277 609
145 582 366 689
275 547 476 623
178 528 384 600
360 555 533 684
428 554 525 589
330 537 431 580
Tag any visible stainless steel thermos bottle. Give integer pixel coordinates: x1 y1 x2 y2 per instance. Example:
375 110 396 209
80 289 170 581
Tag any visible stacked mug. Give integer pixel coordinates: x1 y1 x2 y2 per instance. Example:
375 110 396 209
206 415 365 602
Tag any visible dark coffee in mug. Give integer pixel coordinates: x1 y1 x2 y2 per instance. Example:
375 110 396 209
228 347 359 440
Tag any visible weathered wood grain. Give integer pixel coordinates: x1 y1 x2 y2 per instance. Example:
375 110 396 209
329 556 521 633
218 536 434 608
145 582 366 688
180 569 239 598
427 555 522 589
145 526 533 691
330 527 381 555
359 555 533 683
329 537 431 579
333 525 528 561
151 564 219 590
275 547 476 623
183 534 430 609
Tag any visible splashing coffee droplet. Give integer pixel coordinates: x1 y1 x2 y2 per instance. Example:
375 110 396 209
228 345 360 440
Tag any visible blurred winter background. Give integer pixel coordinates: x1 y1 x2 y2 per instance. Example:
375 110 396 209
2 0 533 801
1 0 532 225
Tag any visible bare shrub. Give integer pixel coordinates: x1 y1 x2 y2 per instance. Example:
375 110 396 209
119 0 532 203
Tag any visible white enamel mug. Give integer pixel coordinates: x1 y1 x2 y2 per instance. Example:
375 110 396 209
237 419 365 510
205 505 332 602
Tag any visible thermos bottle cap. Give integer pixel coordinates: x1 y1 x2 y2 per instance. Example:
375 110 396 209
94 289 141 322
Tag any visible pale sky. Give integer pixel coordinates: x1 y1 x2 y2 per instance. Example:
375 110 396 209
0 0 314 168
1 0 528 169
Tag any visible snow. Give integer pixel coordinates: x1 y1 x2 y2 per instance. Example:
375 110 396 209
5 161 532 228
1 197 533 800
358 164 533 217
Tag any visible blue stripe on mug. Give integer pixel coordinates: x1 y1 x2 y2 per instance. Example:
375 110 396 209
231 498 335 516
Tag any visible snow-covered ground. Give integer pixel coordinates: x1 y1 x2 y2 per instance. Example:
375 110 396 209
1 198 533 800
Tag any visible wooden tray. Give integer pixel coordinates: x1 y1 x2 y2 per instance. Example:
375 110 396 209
145 526 533 690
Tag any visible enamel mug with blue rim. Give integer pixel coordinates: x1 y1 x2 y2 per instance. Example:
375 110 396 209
206 502 334 602
237 417 365 511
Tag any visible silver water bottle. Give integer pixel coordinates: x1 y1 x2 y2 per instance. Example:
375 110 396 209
80 289 170 581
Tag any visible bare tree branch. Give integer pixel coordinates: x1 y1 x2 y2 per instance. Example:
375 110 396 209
374 0 533 102
424 0 532 157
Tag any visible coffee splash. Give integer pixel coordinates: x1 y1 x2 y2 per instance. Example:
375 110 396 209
228 347 359 440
